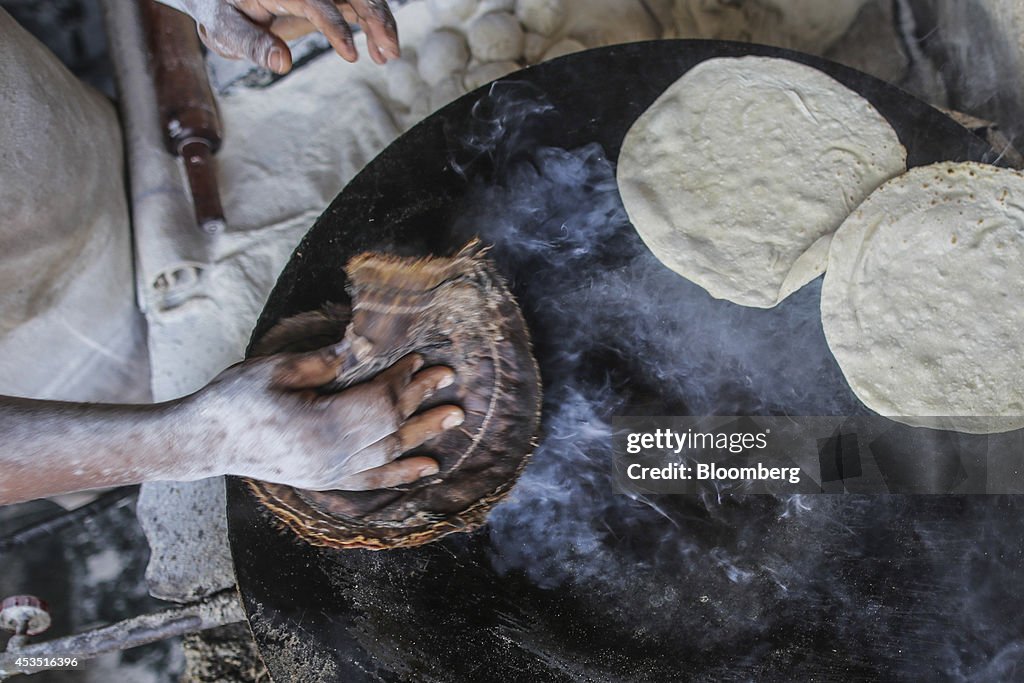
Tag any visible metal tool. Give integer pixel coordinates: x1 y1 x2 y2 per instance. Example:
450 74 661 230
0 590 244 679
0 596 51 654
141 0 227 235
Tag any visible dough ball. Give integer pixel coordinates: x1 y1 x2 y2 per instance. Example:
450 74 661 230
418 30 471 85
617 56 906 308
407 95 432 127
673 0 869 54
463 60 519 90
386 58 428 107
515 0 566 37
541 38 585 61
467 12 525 62
425 0 477 26
429 75 467 112
821 161 1024 434
523 32 550 64
479 0 516 13
640 0 678 37
571 3 659 47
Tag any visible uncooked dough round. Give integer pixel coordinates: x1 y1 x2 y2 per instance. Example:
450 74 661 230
617 56 906 308
821 161 1024 434
418 30 470 86
467 12 525 62
515 0 566 37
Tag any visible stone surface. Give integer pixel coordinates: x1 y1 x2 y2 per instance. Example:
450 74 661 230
181 622 268 682
136 479 235 603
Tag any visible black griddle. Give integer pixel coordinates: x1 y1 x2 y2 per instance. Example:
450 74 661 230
226 41 1019 682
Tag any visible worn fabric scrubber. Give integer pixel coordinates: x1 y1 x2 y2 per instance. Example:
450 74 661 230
245 240 542 549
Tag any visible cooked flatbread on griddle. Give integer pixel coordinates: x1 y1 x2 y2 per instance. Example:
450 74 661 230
617 55 907 308
821 161 1024 433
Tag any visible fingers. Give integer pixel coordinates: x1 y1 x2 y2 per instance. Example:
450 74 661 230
273 348 453 413
206 0 398 68
375 352 424 389
272 0 357 61
271 340 352 389
339 7 384 65
304 0 358 62
346 0 399 62
332 456 438 490
344 404 464 473
197 7 293 73
268 15 317 41
396 366 455 418
328 401 459 490
375 353 456 418
272 349 339 388
397 405 464 451
336 4 383 65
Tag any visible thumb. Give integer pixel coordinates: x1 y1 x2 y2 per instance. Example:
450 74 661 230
196 8 293 73
271 340 357 389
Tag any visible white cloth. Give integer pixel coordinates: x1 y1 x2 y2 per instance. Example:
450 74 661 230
0 8 149 404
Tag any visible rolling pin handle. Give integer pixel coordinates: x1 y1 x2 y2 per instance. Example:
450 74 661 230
143 0 226 236
179 139 226 235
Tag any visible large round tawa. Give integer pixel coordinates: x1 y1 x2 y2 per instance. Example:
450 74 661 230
227 40 1007 682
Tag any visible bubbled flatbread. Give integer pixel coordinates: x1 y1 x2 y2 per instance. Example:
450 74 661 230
617 56 907 308
821 161 1024 434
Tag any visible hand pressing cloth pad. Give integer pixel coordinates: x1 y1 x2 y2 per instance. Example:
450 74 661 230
245 241 542 549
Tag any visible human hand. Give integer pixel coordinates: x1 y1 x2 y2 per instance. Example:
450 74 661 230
192 351 461 491
161 0 400 72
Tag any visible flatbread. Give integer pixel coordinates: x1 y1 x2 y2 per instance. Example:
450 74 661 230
821 161 1024 433
617 55 907 308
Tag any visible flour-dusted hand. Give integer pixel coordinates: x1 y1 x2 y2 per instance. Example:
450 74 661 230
160 0 400 72
191 352 462 491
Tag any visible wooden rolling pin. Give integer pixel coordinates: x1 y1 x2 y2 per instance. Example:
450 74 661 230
141 0 226 234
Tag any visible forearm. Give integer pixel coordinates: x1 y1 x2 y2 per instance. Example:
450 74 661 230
0 349 461 504
0 396 218 505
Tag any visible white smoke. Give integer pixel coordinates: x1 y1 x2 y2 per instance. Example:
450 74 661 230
447 82 1024 678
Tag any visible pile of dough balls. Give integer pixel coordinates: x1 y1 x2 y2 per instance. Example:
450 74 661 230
385 0 586 125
